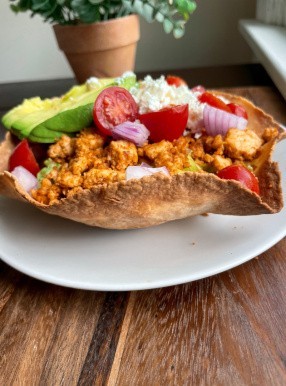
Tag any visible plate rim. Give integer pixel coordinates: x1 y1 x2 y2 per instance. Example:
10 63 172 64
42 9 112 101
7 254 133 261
0 227 286 291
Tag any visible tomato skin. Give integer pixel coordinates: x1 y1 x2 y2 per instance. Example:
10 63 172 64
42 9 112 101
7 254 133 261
8 139 40 176
166 75 187 87
217 165 260 194
199 92 231 113
139 104 189 143
93 86 138 136
227 103 248 119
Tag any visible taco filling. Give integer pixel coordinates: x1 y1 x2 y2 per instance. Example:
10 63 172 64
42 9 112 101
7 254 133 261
0 73 284 229
31 125 278 205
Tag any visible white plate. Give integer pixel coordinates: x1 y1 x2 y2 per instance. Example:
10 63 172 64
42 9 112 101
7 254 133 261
0 140 286 291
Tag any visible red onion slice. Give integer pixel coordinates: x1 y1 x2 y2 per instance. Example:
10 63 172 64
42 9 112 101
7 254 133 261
203 104 248 136
112 121 150 146
11 166 38 193
126 165 170 181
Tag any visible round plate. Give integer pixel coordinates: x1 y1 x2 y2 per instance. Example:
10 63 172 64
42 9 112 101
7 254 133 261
0 141 285 291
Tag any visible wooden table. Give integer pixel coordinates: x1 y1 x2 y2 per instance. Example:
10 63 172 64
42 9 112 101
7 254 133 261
1 65 286 385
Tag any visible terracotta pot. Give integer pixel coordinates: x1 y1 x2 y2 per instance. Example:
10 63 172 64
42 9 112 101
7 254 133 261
53 15 140 83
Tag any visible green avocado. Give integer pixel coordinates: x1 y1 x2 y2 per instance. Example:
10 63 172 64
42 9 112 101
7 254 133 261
2 73 137 143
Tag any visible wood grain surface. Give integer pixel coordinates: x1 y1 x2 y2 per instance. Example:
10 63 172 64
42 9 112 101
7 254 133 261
0 66 286 385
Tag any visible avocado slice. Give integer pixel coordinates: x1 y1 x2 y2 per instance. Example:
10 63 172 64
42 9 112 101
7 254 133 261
2 73 137 143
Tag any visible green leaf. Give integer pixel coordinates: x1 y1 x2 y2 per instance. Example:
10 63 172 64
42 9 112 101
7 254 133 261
163 18 173 34
32 0 49 11
142 3 154 22
71 0 101 23
10 0 33 12
173 27 184 38
175 0 196 15
132 0 144 15
10 4 20 12
154 11 164 23
88 0 104 4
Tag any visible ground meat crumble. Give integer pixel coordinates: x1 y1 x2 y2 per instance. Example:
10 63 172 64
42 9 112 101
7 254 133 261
31 126 279 205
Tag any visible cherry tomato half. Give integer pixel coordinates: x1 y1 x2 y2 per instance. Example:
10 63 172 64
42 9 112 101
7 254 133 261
166 75 187 87
227 103 248 119
199 92 231 113
217 165 260 194
8 139 40 176
139 104 189 143
93 86 138 136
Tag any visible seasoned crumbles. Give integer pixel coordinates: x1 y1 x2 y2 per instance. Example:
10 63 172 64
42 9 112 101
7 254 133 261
31 126 279 205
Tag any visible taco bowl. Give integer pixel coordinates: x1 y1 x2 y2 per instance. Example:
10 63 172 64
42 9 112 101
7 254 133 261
0 78 285 229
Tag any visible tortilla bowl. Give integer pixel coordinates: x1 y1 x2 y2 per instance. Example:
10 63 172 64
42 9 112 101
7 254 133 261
0 92 285 229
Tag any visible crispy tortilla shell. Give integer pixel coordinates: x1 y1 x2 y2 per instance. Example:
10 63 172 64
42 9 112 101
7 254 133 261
0 92 284 229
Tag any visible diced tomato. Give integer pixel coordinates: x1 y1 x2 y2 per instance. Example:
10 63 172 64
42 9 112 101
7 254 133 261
8 139 40 176
199 92 232 113
227 103 248 119
166 75 187 87
139 104 189 143
217 165 259 194
93 86 138 136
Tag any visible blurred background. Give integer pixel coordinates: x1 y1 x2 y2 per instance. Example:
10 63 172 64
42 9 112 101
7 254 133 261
0 0 256 83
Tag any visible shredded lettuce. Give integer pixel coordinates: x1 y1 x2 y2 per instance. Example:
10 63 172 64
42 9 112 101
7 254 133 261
37 159 60 182
183 153 202 172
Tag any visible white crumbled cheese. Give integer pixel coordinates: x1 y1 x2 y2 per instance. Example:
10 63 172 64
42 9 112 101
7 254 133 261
130 75 205 131
121 71 136 79
116 71 136 85
86 77 100 90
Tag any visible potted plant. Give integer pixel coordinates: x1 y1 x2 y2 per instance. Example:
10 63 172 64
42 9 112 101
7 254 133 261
9 0 197 83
